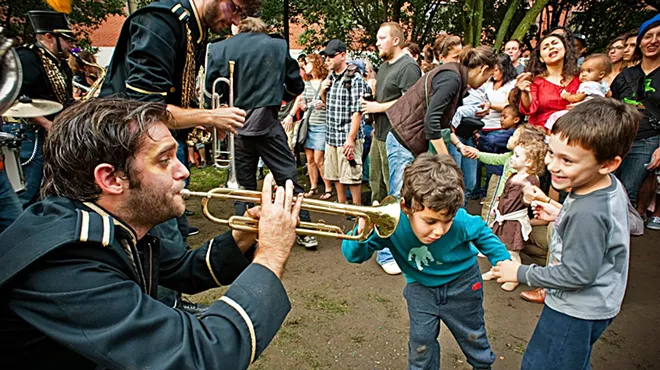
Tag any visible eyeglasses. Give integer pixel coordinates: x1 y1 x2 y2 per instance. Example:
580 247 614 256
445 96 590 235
609 45 624 51
228 0 246 17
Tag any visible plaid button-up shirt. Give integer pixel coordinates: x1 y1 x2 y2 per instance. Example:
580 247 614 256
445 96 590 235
325 66 366 147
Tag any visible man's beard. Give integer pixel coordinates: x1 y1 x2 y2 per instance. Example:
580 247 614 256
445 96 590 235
204 1 224 33
380 48 393 61
123 177 184 230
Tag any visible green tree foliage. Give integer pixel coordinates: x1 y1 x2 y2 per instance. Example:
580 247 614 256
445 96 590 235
568 0 657 53
286 0 462 54
1 0 125 47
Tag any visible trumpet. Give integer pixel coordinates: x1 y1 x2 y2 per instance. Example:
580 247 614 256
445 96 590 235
210 61 238 189
69 49 106 101
181 188 401 241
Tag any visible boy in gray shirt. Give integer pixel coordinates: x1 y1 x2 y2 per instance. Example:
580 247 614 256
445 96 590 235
493 98 639 370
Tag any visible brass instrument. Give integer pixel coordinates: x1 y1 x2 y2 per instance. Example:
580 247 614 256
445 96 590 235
70 50 106 101
181 188 401 241
210 61 238 189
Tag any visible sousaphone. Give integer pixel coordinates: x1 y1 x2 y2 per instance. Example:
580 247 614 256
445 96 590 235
0 28 22 116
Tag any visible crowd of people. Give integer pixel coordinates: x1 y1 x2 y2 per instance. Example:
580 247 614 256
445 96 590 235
0 0 658 368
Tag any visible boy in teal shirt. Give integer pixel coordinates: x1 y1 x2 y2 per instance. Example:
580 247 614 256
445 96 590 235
342 153 510 369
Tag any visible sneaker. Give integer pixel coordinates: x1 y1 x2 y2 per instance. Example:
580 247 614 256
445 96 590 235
175 298 209 316
188 227 200 236
297 235 319 249
380 261 402 275
646 216 660 230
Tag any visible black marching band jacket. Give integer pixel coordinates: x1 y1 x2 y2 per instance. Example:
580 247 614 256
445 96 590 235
100 0 206 108
0 197 291 369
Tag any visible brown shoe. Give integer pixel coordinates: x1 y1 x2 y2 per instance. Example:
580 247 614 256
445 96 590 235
520 288 546 303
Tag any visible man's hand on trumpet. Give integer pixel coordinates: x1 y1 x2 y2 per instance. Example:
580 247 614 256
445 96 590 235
210 106 246 137
252 174 303 279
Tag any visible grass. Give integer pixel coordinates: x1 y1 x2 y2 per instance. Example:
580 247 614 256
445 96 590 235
303 292 349 316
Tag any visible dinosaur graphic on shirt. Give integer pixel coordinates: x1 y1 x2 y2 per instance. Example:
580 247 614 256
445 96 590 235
408 246 435 271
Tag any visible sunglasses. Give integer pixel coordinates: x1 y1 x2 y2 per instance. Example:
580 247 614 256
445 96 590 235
228 0 246 17
323 53 341 60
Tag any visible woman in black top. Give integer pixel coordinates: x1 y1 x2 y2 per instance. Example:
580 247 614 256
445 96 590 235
611 15 660 220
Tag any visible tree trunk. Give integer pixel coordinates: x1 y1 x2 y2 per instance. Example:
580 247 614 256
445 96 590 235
494 0 522 50
510 0 550 42
463 0 474 46
283 0 289 46
472 0 483 46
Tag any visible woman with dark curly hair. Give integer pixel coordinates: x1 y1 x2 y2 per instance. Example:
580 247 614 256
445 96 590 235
517 33 580 128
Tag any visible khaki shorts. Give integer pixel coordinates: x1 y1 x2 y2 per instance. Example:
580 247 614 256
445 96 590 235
324 140 364 184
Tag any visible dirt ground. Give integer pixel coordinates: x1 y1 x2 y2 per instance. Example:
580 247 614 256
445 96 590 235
185 172 660 370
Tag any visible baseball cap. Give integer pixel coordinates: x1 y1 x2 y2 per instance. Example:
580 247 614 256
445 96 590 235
320 39 346 56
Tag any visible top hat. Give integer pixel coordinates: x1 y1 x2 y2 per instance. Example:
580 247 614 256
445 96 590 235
28 10 76 42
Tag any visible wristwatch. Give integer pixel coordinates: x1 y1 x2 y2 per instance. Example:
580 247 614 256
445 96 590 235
456 142 465 150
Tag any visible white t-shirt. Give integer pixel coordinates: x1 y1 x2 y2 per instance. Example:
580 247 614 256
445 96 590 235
578 80 609 98
481 79 517 130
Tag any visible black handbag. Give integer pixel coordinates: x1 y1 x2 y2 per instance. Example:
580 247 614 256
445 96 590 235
455 117 485 139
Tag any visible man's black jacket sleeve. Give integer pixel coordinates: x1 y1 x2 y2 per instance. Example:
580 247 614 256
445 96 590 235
6 238 290 369
158 231 251 293
123 11 181 103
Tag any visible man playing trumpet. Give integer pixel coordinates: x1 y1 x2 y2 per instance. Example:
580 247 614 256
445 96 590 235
0 98 302 369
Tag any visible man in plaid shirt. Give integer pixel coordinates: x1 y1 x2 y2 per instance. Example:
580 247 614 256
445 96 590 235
320 39 366 206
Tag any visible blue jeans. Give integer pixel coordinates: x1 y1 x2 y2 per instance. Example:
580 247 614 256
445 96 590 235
378 132 415 266
176 137 190 188
448 136 477 207
16 128 44 208
522 305 613 370
404 262 495 370
616 135 660 205
386 131 415 199
0 169 23 233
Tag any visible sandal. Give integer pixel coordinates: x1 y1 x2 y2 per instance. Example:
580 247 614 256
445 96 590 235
319 190 333 200
305 188 318 197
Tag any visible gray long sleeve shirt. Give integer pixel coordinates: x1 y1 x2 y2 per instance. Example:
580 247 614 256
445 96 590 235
517 175 630 320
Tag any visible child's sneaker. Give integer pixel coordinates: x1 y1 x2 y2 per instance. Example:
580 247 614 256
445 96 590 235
646 216 660 230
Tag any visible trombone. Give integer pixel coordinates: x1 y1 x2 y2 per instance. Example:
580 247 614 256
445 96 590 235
181 188 401 241
69 50 106 101
210 61 239 189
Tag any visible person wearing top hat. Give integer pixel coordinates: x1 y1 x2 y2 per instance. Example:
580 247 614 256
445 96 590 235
5 10 75 209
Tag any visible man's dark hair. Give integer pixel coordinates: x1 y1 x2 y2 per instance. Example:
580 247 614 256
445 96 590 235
552 98 640 163
42 98 170 201
401 153 464 216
